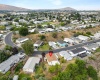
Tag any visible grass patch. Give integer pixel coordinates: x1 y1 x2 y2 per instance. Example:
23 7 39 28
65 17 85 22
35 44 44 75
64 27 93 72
15 62 24 74
0 26 5 30
38 43 51 51
19 73 32 80
95 48 100 52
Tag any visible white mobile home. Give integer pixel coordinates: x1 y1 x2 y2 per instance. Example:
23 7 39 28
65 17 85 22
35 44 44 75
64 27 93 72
23 57 40 73
16 37 29 43
0 55 20 74
59 51 73 61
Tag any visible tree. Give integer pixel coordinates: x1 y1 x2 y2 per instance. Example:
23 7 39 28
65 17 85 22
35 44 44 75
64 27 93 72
49 64 61 74
52 59 98 80
60 22 66 26
86 32 92 35
22 41 34 55
19 27 28 36
0 51 10 63
37 24 42 29
52 32 57 38
39 35 46 40
12 47 18 55
87 66 98 80
75 59 86 74
14 18 19 22
4 45 12 51
41 52 45 62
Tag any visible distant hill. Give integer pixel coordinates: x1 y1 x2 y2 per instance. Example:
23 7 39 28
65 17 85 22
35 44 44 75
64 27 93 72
0 4 31 11
59 7 76 11
0 4 76 11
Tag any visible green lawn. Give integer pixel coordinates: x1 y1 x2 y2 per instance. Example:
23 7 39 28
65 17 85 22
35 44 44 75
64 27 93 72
38 43 51 51
19 73 32 80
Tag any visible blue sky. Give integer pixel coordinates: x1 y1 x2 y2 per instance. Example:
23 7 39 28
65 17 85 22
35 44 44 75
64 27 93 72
0 0 100 10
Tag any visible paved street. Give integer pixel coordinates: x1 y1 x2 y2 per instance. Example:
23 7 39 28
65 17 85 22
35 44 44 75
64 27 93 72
4 31 100 55
4 32 16 47
33 39 100 55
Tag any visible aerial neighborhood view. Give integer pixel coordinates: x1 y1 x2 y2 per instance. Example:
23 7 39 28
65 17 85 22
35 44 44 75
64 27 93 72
0 0 100 80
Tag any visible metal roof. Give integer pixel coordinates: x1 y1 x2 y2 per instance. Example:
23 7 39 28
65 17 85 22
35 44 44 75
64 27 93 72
59 51 72 59
71 48 86 54
23 57 40 71
0 55 19 74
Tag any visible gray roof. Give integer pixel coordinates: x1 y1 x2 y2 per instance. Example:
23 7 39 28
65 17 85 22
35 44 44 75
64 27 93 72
17 37 28 42
23 57 40 71
35 40 43 44
59 51 72 59
85 43 99 50
71 48 86 54
57 40 67 44
71 37 82 42
0 55 19 74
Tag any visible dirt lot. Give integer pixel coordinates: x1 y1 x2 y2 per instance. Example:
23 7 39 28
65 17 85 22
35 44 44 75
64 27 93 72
13 26 100 43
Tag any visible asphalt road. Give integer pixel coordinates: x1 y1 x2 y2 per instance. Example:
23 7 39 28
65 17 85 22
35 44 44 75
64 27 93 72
33 39 100 55
4 31 100 55
4 32 16 47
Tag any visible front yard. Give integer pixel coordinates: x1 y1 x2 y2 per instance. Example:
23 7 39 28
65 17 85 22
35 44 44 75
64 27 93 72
38 43 52 51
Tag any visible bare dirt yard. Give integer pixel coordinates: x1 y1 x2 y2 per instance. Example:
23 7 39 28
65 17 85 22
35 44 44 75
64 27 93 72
13 26 100 43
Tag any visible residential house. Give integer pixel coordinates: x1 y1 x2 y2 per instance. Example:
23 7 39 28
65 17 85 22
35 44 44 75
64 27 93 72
45 53 60 65
71 37 81 44
49 41 59 49
16 37 29 43
34 21 43 24
12 22 19 25
34 40 43 48
93 32 100 39
29 28 36 33
19 19 27 23
84 43 99 51
0 34 3 38
39 30 46 34
57 40 68 47
59 27 69 31
45 28 54 32
69 47 88 57
0 22 8 26
6 26 12 31
0 55 20 74
64 38 74 44
77 35 90 42
59 51 73 61
23 57 40 73
96 42 100 46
